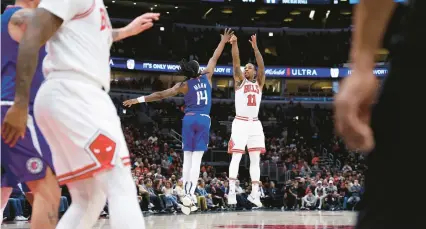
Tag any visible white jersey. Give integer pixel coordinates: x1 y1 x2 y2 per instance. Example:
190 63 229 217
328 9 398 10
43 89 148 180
235 78 262 118
39 0 113 91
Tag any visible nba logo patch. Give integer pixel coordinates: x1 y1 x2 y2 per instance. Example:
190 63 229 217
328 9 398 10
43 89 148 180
26 158 43 174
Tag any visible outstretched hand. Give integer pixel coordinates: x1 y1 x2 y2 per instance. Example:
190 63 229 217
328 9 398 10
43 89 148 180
229 35 237 44
220 28 234 43
123 99 139 107
249 34 258 49
125 13 160 36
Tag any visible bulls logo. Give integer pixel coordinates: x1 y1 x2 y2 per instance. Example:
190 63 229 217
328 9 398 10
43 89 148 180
86 132 117 167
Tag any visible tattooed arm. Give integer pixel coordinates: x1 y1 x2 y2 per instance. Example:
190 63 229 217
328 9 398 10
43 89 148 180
112 13 160 42
123 82 187 107
14 8 63 108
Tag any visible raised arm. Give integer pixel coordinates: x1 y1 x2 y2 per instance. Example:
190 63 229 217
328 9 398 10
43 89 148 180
204 28 234 81
122 82 187 107
112 13 159 42
229 35 244 86
249 34 265 88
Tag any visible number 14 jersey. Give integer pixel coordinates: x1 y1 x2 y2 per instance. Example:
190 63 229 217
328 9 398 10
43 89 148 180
235 79 262 118
184 74 212 115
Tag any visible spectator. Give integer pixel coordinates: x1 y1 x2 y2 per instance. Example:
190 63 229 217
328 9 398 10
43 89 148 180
347 180 361 209
301 190 318 210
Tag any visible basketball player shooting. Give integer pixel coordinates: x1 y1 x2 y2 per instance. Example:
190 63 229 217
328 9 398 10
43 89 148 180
2 0 159 228
227 34 266 207
123 28 234 215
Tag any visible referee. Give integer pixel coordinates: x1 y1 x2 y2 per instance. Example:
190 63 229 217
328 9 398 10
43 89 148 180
335 0 423 228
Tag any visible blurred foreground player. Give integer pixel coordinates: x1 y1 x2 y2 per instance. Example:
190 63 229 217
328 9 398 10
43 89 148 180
1 1 60 228
123 28 234 215
335 0 422 228
3 0 159 228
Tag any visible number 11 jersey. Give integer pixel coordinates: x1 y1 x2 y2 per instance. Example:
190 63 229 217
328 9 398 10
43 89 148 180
235 78 262 118
184 74 212 115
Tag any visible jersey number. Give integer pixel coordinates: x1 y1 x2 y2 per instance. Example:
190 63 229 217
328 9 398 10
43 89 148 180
247 94 256 106
100 8 111 31
197 90 208 105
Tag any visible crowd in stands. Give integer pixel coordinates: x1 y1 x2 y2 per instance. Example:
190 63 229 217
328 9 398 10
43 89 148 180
2 100 365 222
111 25 351 67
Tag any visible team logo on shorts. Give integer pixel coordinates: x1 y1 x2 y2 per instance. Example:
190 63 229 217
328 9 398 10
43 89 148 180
26 158 43 174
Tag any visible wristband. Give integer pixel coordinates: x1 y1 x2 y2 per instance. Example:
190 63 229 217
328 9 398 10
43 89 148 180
136 96 145 103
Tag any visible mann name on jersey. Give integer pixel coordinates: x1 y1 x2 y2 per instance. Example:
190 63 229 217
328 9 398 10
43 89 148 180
193 82 207 91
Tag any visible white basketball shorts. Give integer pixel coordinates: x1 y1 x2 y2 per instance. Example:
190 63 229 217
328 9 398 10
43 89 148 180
34 77 130 185
228 116 265 154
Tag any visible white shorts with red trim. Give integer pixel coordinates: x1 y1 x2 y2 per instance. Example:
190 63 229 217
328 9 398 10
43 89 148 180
228 116 265 154
34 78 131 185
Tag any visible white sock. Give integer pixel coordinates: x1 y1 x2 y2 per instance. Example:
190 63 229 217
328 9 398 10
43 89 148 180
189 151 204 195
183 151 193 194
95 166 145 229
249 151 261 195
56 178 107 229
1 187 12 223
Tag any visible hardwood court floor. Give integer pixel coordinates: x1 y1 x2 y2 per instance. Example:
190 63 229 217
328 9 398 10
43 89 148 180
1 210 357 229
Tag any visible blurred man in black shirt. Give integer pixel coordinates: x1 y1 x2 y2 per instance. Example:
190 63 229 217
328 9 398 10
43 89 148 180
335 0 423 228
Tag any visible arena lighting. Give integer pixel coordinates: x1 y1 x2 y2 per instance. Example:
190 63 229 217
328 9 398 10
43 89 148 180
222 9 232 14
167 12 170 14
133 2 136 5
269 32 273 37
112 0 115 3
154 4 157 7
290 10 301 15
175 6 178 9
256 10 267 15
326 10 330 18
160 27 165 31
283 18 293 22
309 10 315 20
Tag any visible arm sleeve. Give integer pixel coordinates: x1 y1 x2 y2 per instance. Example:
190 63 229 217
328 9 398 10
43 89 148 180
38 0 94 22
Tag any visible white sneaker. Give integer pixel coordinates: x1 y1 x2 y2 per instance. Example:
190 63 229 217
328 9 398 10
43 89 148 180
227 192 237 205
190 205 198 212
181 194 192 207
247 194 263 207
14 216 28 221
181 205 191 215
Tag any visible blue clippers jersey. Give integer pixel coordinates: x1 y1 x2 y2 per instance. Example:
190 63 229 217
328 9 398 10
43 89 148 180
184 75 212 115
1 6 46 108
